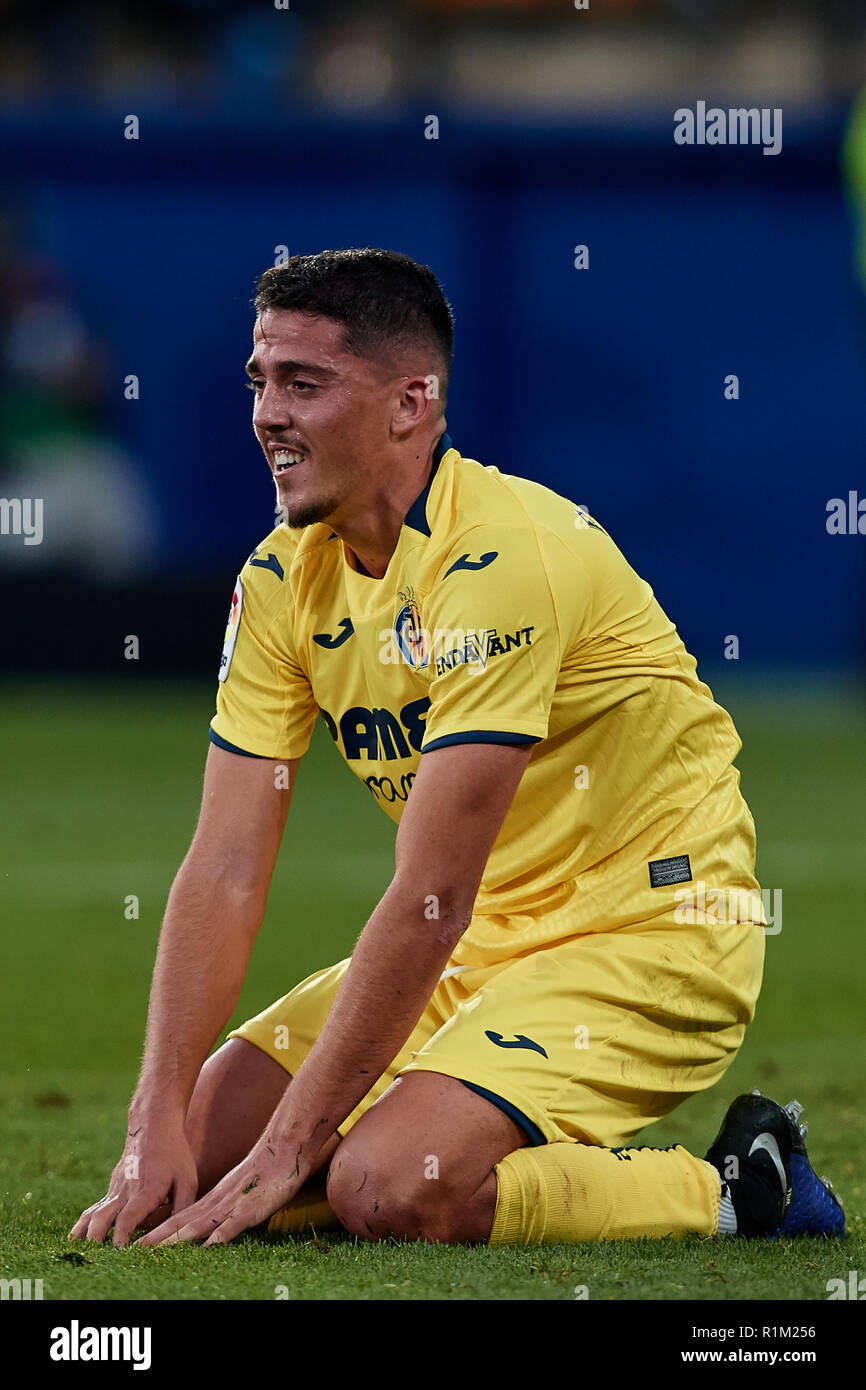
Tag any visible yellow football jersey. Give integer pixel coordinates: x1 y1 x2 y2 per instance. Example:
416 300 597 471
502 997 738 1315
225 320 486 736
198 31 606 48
211 434 762 964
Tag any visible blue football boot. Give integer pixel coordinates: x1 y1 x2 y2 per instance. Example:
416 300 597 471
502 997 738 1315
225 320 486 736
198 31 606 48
780 1098 846 1237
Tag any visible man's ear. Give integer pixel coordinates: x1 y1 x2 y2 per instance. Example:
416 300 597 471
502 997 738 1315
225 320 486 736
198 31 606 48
390 373 440 437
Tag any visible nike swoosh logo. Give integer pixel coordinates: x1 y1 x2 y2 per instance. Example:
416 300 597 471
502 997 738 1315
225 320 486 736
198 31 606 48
313 618 354 648
248 550 285 582
485 1030 548 1059
749 1132 788 1195
443 551 498 579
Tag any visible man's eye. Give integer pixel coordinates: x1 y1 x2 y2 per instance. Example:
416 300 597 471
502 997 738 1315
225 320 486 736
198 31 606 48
245 379 263 392
292 381 316 391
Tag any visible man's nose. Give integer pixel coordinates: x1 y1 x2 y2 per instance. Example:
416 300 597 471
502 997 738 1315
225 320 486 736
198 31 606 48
254 383 291 430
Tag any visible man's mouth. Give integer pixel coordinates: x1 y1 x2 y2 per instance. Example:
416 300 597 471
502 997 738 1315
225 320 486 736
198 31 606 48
271 447 306 475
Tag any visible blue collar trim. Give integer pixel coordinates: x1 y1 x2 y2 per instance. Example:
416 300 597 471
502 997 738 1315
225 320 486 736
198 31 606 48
403 433 452 538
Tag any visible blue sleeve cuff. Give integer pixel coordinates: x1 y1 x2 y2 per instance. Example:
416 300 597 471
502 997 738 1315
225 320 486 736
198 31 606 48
208 728 272 759
421 730 541 754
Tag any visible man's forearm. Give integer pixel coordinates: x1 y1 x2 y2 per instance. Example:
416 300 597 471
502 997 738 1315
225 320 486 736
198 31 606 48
266 874 468 1165
130 856 264 1127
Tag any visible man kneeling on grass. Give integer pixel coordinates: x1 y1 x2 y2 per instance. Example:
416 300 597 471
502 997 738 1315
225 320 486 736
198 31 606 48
71 249 843 1250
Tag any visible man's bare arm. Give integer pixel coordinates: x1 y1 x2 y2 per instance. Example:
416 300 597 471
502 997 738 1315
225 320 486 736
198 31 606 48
137 739 533 1246
277 740 533 1163
69 743 295 1244
132 744 295 1125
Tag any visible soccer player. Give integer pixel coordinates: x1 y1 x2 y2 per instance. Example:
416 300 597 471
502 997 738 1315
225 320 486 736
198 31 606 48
70 249 843 1250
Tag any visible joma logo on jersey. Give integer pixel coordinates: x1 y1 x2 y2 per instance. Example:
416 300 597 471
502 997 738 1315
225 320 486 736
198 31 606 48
320 698 430 761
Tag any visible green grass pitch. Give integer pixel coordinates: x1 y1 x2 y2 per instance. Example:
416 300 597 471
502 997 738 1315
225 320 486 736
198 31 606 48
1 677 863 1301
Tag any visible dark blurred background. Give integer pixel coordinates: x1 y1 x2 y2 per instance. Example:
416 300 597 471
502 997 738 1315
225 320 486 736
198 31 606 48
1 0 865 679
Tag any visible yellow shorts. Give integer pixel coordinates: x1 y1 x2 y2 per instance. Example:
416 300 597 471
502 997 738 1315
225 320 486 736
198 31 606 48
229 911 765 1148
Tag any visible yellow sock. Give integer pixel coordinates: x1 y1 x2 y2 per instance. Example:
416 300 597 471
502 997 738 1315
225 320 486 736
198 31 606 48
490 1142 721 1244
266 1181 342 1236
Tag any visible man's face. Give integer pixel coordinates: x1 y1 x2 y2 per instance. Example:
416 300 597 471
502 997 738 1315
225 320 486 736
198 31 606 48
245 308 398 529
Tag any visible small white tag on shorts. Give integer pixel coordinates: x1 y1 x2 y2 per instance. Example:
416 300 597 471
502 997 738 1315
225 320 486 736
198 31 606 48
218 576 244 683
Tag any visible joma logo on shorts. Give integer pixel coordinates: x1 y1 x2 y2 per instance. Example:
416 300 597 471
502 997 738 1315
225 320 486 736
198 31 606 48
320 698 430 761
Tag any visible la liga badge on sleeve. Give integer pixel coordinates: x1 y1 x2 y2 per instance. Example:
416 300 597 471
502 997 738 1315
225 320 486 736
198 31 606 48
218 576 244 682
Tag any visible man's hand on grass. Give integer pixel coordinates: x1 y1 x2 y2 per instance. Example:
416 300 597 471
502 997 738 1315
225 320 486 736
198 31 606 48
135 1134 311 1248
68 1131 199 1247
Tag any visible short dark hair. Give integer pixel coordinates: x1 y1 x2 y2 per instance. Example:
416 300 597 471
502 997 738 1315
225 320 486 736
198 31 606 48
253 248 454 395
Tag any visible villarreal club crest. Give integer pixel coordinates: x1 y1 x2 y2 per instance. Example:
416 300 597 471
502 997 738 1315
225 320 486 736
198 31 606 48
394 587 429 669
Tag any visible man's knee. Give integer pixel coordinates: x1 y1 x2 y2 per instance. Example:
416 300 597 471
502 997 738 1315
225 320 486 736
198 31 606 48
325 1073 526 1242
187 1038 292 1195
326 1136 469 1244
